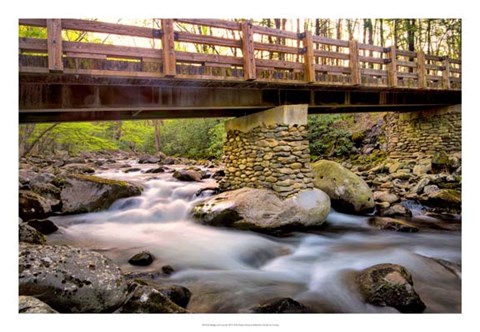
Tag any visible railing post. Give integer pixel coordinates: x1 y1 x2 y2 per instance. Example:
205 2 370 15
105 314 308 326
416 50 427 89
46 19 63 72
386 46 397 87
442 57 451 89
302 31 316 83
349 39 360 85
161 19 176 77
241 20 256 81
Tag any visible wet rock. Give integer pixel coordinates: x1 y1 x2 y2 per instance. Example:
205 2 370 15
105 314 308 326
60 174 142 214
249 297 310 313
381 204 412 218
163 157 177 165
119 283 188 313
423 185 439 195
410 177 430 194
19 243 129 313
212 169 225 179
26 219 58 235
413 164 431 176
19 296 58 313
356 263 425 313
369 217 419 232
19 169 39 186
423 189 461 211
19 190 52 221
162 265 175 275
373 191 400 204
138 155 160 164
173 169 202 182
145 167 165 174
159 285 191 308
61 163 95 174
128 251 154 266
192 188 330 233
19 223 46 244
123 167 142 173
311 160 374 214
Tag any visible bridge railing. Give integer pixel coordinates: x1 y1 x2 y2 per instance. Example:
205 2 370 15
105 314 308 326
19 18 461 90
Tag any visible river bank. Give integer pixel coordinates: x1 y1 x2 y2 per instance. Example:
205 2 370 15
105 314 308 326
18 151 461 313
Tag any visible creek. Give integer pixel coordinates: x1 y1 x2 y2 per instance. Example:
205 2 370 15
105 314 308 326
47 162 461 313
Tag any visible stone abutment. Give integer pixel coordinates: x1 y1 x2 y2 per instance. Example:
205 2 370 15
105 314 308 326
220 105 313 198
384 104 461 159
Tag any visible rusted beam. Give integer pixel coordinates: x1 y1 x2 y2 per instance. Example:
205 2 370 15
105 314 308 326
161 19 176 77
241 20 256 81
46 19 63 72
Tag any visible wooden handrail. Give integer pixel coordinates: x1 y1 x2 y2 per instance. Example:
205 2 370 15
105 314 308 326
18 18 461 91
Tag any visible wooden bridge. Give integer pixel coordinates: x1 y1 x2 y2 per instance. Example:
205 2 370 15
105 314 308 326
19 19 461 123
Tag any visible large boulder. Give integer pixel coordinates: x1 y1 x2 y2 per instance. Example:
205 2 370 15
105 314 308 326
356 263 425 313
19 243 129 313
173 169 202 182
60 174 142 214
26 219 58 235
19 296 58 313
423 189 461 211
19 190 52 221
118 283 188 313
19 223 46 244
192 188 330 233
311 160 374 214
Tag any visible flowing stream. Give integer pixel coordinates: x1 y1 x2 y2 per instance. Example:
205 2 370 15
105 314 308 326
47 162 461 313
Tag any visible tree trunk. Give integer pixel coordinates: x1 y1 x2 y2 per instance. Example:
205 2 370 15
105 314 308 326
21 123 60 157
380 19 384 47
153 120 162 153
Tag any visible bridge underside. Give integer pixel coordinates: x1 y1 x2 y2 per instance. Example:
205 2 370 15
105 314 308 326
19 73 461 123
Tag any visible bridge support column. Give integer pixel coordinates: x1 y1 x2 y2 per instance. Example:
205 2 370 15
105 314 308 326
220 104 314 198
384 104 461 159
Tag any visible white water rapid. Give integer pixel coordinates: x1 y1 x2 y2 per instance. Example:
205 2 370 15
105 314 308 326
47 162 461 313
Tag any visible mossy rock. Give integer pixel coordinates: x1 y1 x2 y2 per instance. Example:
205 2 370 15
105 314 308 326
60 174 143 214
311 160 374 214
357 263 425 313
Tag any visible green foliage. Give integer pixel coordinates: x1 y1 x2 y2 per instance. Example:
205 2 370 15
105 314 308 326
20 118 226 158
118 121 154 152
159 118 226 159
19 25 46 38
37 123 118 154
307 114 355 158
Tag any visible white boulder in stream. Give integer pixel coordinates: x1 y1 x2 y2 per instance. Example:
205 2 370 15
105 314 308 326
19 243 129 313
192 188 330 233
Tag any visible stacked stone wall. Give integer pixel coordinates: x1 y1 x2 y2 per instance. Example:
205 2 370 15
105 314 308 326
384 105 461 159
220 124 313 198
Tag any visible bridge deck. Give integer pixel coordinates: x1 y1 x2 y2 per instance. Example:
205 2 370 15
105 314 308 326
19 19 461 123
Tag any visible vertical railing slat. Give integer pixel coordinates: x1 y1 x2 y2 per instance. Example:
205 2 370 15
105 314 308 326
161 19 176 77
387 46 398 87
442 57 451 89
349 39 360 85
302 31 316 83
241 20 256 81
417 50 427 89
46 19 63 72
